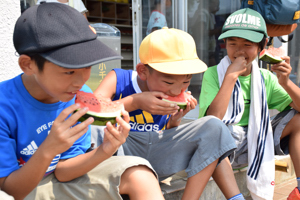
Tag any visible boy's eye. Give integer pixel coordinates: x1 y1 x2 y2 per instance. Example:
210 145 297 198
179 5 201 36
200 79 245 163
183 81 190 84
65 71 75 75
164 81 173 85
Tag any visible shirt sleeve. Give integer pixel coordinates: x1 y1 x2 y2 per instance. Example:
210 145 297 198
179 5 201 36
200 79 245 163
262 69 292 111
199 66 220 118
0 107 20 178
76 0 88 13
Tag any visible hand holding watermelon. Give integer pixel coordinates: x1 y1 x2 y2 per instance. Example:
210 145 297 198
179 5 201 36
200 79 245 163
165 91 198 129
75 91 124 126
270 55 292 87
133 91 180 115
100 110 131 157
41 103 94 157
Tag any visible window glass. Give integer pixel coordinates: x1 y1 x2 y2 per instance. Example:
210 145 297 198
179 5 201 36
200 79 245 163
20 0 37 13
288 29 300 87
187 0 241 101
141 0 173 39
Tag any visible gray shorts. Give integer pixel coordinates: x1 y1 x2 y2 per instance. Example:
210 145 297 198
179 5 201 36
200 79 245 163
24 156 155 200
118 116 236 180
228 109 298 169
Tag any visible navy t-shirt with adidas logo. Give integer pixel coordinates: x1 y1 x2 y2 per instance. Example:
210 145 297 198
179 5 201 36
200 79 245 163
112 69 170 132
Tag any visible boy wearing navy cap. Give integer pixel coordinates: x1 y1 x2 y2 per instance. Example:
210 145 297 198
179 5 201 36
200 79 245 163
0 3 164 200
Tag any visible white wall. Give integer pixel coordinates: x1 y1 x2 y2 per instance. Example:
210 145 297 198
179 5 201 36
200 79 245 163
0 0 21 82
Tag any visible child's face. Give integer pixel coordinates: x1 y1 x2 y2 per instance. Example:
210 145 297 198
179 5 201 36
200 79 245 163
145 69 192 97
32 61 91 103
225 37 261 67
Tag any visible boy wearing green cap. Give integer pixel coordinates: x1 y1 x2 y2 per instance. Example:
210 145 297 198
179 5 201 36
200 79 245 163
94 27 247 200
0 3 165 200
199 8 300 199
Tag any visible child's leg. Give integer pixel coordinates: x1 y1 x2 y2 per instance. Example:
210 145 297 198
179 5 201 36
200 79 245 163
282 113 300 175
119 165 164 200
212 158 243 199
182 159 218 200
281 113 300 181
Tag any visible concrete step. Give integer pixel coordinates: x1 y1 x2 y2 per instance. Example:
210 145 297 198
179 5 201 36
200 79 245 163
161 155 295 200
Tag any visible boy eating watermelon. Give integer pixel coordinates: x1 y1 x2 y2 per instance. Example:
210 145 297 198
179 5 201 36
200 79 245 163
199 8 300 199
0 3 165 200
94 27 246 200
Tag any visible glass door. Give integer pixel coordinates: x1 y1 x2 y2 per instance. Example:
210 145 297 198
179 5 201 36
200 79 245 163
132 0 175 67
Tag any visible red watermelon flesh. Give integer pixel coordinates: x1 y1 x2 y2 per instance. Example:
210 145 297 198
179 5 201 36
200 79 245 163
75 91 124 126
163 92 189 103
75 91 101 112
259 47 285 64
162 92 191 110
75 91 123 114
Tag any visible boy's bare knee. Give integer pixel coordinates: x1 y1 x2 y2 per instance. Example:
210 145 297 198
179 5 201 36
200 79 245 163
119 165 157 194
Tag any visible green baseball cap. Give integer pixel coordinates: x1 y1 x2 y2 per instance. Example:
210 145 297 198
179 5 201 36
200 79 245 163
218 8 268 43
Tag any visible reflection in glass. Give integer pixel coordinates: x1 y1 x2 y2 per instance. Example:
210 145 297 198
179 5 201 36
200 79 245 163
187 0 241 101
142 0 173 39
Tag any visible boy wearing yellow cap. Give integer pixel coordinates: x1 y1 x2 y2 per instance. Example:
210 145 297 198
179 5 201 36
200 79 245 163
94 27 245 200
199 8 300 199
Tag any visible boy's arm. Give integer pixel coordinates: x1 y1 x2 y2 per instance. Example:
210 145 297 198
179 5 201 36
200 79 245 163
271 56 300 112
54 110 131 182
94 70 179 115
0 104 93 200
207 56 247 119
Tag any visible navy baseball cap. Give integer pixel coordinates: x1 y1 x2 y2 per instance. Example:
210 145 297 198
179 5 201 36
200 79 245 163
13 2 122 68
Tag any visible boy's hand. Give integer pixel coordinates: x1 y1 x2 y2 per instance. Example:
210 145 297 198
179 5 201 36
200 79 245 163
168 92 197 129
41 103 94 158
271 56 291 87
226 54 247 78
100 110 130 156
135 91 179 115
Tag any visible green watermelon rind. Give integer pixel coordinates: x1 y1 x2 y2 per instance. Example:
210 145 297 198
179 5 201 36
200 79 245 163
259 51 283 64
162 99 187 110
75 110 122 126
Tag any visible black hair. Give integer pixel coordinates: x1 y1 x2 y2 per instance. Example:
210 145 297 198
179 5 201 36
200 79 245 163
258 36 267 52
28 54 47 72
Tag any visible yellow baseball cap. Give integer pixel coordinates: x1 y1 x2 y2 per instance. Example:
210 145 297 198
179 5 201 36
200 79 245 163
139 27 207 75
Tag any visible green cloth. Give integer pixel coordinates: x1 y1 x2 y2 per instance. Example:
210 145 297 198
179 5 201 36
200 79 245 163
199 65 292 126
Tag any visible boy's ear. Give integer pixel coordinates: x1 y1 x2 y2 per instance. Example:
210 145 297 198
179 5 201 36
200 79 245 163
19 55 35 75
136 63 148 81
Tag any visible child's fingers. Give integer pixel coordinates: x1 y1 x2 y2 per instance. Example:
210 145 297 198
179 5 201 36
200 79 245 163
105 122 127 143
152 91 169 99
61 106 92 130
120 110 130 123
55 103 81 123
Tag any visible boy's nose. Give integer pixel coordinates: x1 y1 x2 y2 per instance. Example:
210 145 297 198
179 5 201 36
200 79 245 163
73 71 90 87
235 50 245 57
169 88 182 96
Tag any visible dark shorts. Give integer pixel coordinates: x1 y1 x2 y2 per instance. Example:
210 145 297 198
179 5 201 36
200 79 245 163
228 109 298 169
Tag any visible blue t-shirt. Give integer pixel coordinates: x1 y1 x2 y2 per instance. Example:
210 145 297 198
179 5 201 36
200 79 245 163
112 68 170 131
0 74 92 178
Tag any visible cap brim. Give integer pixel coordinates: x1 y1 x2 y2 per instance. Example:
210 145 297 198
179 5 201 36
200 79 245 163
148 59 207 75
41 39 122 68
218 29 264 43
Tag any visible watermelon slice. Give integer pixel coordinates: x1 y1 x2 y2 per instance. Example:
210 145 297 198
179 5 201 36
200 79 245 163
75 91 124 126
162 92 190 111
259 47 285 64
